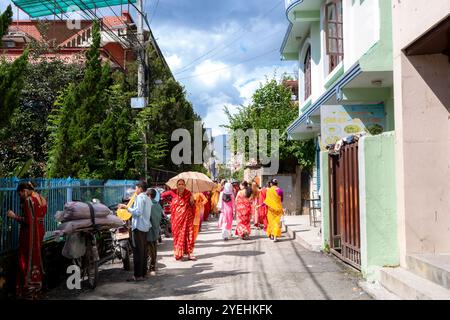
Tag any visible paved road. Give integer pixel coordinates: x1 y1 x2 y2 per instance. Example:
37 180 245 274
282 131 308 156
45 217 371 300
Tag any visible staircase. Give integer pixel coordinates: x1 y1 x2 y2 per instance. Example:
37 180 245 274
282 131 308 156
380 254 450 300
61 24 94 48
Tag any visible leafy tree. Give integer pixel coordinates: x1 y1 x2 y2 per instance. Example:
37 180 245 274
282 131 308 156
0 5 12 41
224 77 315 173
0 60 84 177
47 22 112 178
0 4 28 129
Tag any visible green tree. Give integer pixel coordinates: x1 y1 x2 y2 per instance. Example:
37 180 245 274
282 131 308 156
0 5 12 41
0 5 29 129
47 22 112 178
224 77 315 173
0 60 84 177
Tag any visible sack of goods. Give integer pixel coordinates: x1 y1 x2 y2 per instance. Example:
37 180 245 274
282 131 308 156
55 201 112 222
54 201 124 236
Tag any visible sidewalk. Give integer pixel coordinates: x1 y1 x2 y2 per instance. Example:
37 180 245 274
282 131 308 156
282 215 323 252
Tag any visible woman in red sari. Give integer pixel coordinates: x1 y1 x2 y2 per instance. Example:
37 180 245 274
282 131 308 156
170 179 197 261
7 181 47 299
234 181 252 240
202 191 211 222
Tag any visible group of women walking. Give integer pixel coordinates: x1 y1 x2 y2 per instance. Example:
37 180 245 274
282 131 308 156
168 177 285 262
216 179 284 242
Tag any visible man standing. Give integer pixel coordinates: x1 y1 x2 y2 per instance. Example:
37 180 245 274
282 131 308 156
147 188 162 276
119 181 151 281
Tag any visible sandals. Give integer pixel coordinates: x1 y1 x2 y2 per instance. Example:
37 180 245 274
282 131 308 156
188 255 197 261
126 277 144 282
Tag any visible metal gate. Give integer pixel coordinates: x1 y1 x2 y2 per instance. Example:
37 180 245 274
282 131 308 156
328 141 361 269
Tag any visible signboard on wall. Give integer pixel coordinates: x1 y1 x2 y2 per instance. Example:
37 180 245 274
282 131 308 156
320 104 385 150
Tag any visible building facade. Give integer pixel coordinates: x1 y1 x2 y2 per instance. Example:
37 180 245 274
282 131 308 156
282 0 398 280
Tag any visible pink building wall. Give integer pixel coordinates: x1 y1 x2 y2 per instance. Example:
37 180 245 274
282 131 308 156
392 0 450 266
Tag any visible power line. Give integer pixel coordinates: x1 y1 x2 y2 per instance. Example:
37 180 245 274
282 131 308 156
176 48 278 81
172 0 283 76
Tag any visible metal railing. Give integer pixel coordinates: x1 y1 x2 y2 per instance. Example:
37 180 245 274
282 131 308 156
0 178 137 255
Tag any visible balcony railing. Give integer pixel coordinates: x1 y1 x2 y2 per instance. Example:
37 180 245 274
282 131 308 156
285 0 300 10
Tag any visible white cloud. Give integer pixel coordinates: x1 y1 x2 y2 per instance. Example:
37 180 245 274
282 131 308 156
200 93 240 137
193 59 232 88
166 54 182 70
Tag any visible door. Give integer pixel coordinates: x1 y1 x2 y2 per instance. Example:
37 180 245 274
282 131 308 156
328 141 361 269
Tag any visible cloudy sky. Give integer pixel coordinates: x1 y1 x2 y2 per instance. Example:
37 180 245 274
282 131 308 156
1 0 297 137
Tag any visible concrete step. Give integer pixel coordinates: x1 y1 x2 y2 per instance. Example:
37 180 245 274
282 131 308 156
380 267 450 300
283 219 322 252
406 254 450 289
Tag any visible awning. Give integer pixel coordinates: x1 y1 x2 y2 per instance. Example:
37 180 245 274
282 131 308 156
12 0 136 18
286 63 362 139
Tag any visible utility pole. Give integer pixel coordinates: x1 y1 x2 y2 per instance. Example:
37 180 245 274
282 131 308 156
137 0 145 99
136 0 149 181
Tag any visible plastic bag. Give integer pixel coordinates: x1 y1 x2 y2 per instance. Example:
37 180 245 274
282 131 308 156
62 233 86 259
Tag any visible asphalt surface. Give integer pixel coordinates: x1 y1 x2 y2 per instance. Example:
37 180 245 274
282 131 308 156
44 216 371 300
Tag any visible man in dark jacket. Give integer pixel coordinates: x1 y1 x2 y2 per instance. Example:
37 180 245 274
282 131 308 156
147 189 163 275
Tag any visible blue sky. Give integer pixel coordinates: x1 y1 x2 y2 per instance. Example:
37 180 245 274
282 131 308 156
1 0 297 136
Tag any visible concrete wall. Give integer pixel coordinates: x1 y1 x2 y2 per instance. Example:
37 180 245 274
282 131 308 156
392 0 450 266
263 172 302 214
320 151 330 250
359 132 399 282
344 0 380 72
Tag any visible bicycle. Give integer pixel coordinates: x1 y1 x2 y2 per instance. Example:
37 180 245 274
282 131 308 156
71 228 100 289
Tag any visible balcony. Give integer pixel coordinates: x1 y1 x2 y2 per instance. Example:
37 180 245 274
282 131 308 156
285 0 299 10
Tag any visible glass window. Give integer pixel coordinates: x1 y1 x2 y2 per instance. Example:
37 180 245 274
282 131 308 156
325 0 344 73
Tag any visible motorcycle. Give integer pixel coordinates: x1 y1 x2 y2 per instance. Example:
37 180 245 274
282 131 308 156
108 202 132 271
160 196 172 241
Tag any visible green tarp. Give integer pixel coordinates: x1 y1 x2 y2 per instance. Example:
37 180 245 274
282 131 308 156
12 0 136 18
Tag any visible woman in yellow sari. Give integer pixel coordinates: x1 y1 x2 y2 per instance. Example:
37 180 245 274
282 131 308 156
210 181 221 218
264 179 284 242
193 192 208 241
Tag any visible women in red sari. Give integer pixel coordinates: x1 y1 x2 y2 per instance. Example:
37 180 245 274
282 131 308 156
7 181 47 299
251 182 261 228
235 181 252 240
202 191 211 222
170 179 197 261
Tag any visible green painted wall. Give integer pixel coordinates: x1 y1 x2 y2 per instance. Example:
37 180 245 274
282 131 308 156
320 151 330 251
359 0 393 72
385 89 395 131
359 132 399 281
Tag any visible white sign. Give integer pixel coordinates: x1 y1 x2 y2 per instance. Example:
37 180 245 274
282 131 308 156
131 97 147 109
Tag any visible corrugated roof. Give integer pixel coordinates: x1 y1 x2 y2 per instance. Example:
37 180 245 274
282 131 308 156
12 0 136 18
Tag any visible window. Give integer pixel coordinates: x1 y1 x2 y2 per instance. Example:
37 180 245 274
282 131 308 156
304 47 312 99
325 0 343 73
3 41 15 48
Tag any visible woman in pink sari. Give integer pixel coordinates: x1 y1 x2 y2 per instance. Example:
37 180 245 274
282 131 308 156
235 181 252 240
217 182 235 241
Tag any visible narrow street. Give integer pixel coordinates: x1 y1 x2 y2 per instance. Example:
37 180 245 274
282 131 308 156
45 218 371 300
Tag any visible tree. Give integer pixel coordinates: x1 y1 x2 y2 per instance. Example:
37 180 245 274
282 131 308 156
0 5 12 41
0 60 84 177
47 22 112 178
224 77 315 173
130 45 204 175
0 6 29 129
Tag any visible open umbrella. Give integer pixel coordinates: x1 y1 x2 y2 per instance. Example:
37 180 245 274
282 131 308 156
166 172 216 193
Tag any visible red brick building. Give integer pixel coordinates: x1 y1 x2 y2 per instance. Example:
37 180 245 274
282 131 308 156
1 11 159 71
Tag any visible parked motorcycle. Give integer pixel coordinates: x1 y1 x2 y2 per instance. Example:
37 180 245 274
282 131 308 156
108 202 132 271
